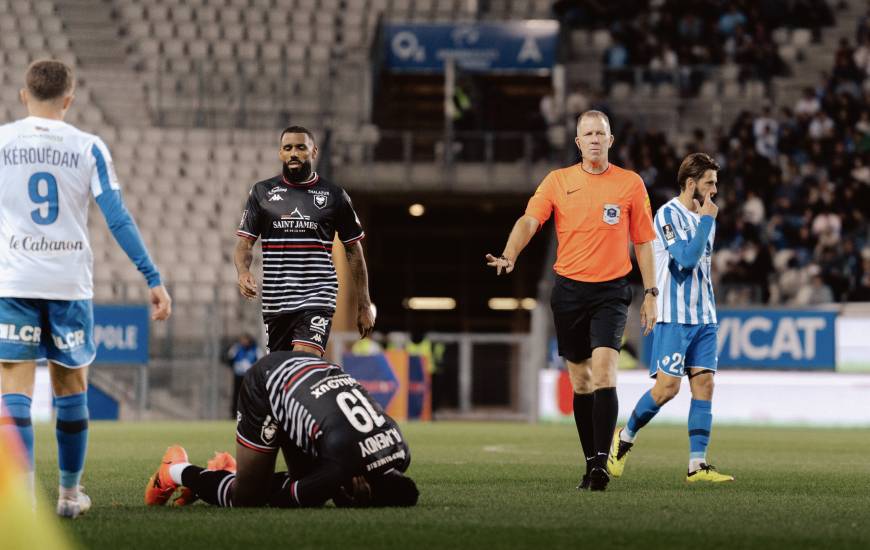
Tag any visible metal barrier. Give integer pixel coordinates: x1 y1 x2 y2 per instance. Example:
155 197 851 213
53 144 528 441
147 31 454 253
330 331 536 421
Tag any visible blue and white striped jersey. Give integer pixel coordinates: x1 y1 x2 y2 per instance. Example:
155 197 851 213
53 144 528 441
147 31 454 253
653 198 717 325
0 116 161 299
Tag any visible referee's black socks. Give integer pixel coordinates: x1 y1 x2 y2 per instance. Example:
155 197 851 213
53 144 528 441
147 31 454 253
572 392 596 473
592 387 618 470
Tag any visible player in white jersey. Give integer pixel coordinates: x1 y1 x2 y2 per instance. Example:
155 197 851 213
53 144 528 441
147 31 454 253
0 60 172 518
607 153 734 483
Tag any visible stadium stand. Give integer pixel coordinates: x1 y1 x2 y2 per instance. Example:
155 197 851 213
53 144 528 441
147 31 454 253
3 0 868 415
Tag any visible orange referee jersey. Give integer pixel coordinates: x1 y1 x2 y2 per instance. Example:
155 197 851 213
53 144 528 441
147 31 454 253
525 163 656 282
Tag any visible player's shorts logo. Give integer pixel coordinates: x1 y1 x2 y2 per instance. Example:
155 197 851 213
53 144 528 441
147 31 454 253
261 415 278 444
309 316 329 335
603 204 621 225
313 194 327 209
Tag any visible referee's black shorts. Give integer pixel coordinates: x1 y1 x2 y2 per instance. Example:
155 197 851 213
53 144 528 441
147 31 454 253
550 274 632 363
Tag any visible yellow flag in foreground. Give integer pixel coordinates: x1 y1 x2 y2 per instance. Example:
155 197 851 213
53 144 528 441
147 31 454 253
0 406 74 550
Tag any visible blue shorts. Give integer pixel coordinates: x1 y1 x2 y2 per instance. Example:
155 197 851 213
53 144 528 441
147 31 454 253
649 323 718 378
0 298 96 368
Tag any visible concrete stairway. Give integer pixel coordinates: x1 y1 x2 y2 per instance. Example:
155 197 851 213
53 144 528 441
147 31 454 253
54 0 151 127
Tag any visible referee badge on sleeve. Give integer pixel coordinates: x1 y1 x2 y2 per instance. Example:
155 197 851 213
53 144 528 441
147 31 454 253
603 204 621 225
663 224 677 245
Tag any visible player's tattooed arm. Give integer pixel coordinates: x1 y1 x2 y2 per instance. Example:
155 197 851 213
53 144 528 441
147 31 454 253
234 237 258 299
345 241 375 338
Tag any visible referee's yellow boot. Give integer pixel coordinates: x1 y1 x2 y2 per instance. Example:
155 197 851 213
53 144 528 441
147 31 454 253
606 428 633 478
686 463 734 483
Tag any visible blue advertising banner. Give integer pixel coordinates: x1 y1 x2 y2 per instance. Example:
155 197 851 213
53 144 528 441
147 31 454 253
342 353 400 409
382 21 559 72
641 309 838 370
93 304 149 364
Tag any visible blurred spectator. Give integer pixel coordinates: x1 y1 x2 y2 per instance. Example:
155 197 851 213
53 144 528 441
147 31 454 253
603 40 630 92
808 110 835 140
226 333 260 418
795 87 822 120
851 250 870 301
794 266 835 305
742 190 765 228
718 4 747 37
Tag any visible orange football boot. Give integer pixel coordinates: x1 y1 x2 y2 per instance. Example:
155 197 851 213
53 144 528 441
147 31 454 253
207 451 237 473
144 445 189 506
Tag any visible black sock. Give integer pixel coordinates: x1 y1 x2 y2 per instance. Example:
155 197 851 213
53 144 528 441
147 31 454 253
181 465 236 507
572 392 595 473
592 387 618 470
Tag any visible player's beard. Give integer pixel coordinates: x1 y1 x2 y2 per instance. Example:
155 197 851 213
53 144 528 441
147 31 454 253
694 189 706 206
283 159 313 183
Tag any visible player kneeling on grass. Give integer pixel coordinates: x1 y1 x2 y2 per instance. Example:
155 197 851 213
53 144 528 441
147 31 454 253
608 153 733 483
145 351 418 508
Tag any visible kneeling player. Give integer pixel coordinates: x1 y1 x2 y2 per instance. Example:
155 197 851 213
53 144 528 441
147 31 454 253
145 351 418 508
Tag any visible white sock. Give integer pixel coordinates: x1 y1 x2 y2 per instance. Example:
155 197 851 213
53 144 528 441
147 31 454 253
59 484 79 500
169 462 191 485
688 457 706 472
620 428 636 444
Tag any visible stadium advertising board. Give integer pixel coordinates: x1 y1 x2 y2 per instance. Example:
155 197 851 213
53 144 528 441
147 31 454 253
382 21 559 72
343 350 409 421
715 309 837 369
93 304 149 364
639 309 837 370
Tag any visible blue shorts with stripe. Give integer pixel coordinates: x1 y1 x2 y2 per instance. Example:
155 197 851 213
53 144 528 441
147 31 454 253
649 322 717 378
0 298 96 368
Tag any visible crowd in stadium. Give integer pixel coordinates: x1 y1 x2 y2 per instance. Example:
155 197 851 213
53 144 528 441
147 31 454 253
553 0 834 94
601 10 870 305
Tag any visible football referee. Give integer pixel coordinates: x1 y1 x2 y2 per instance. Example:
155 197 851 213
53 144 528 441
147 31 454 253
234 126 374 356
486 111 658 491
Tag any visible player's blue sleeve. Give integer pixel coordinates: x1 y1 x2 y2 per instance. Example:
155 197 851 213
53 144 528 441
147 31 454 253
95 190 162 288
666 215 714 270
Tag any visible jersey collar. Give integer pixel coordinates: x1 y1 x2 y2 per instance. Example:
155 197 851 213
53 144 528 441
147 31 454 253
577 162 612 177
281 171 319 188
671 197 700 218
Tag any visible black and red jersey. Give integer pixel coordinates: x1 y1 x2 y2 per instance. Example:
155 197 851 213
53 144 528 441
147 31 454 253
236 172 364 317
235 351 410 477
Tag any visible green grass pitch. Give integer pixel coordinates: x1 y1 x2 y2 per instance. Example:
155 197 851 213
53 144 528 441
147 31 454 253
32 421 870 549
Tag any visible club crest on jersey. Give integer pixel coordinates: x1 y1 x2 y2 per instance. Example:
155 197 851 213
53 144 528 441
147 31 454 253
261 415 278 444
603 204 621 225
313 194 327 209
663 223 677 245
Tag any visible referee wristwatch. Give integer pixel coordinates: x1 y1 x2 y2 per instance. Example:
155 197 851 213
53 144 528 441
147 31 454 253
644 287 659 297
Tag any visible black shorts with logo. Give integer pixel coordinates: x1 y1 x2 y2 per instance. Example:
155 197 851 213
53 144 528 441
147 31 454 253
550 274 633 363
265 309 333 353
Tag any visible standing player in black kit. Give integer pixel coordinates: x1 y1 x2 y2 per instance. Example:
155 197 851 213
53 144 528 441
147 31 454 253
144 351 418 508
234 126 374 355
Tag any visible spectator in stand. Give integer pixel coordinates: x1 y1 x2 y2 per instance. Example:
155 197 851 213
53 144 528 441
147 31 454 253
850 250 870 301
742 190 765 229
795 87 822 120
718 4 747 37
794 266 835 305
808 110 836 140
603 40 630 92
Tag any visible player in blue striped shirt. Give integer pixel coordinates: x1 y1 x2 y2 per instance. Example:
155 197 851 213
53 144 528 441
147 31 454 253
608 153 734 483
